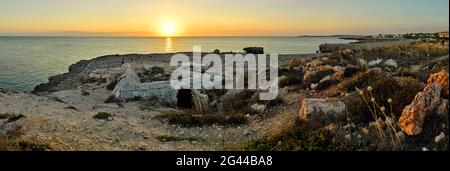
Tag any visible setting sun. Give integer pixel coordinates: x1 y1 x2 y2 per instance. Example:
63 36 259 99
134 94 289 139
161 21 177 37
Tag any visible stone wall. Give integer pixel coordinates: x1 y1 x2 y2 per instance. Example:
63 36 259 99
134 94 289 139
112 69 178 104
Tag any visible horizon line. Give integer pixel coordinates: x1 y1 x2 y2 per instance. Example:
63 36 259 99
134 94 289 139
1 31 448 38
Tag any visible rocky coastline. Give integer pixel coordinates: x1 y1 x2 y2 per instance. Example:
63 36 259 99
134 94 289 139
1 40 448 151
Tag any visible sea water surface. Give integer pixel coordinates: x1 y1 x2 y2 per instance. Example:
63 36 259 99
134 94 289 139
0 36 354 91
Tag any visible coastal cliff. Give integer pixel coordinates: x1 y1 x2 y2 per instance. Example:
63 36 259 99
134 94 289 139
1 41 448 151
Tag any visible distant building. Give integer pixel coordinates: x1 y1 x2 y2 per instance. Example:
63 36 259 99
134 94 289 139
439 31 449 38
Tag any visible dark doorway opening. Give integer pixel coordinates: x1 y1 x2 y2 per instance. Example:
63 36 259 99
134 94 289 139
177 89 193 109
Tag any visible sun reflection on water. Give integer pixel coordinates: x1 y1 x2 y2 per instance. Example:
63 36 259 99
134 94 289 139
165 37 173 53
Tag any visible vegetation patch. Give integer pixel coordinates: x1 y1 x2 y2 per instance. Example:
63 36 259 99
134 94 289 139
301 69 335 89
232 123 331 151
106 78 119 91
139 96 176 111
81 91 90 96
1 123 51 151
9 140 52 151
140 67 171 82
346 73 423 123
0 114 26 124
93 112 112 120
155 135 201 142
221 90 284 115
278 68 303 88
157 111 248 127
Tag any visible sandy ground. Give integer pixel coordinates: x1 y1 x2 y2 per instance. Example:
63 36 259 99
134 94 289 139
0 83 304 151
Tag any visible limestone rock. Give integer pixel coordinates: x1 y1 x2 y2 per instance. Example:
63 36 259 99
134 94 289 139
303 70 317 82
332 71 344 81
382 59 398 68
299 98 346 127
427 70 449 96
320 65 333 71
250 103 266 112
398 83 442 136
317 75 334 90
434 132 445 143
243 47 264 54
435 99 449 116
368 59 383 67
287 59 301 68
319 75 332 83
310 83 318 90
358 58 368 69
112 68 178 104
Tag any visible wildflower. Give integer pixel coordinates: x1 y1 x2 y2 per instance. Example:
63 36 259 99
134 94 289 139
367 86 373 91
359 91 364 96
388 98 393 103
371 98 376 103
380 107 386 112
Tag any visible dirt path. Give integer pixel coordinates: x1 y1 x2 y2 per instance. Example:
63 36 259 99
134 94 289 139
0 85 302 151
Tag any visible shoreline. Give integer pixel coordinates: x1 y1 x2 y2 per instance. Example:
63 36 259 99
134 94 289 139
32 38 416 93
0 38 447 151
1 38 414 93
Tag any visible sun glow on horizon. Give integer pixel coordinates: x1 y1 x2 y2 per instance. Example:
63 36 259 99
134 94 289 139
160 21 177 37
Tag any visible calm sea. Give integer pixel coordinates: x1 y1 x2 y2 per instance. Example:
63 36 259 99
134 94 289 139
0 36 354 91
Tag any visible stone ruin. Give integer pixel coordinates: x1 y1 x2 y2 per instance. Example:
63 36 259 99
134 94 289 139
111 66 210 112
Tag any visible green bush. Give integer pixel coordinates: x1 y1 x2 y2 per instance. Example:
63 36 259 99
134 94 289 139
93 112 112 120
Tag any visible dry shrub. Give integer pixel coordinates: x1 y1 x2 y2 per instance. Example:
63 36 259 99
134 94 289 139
221 90 257 114
278 68 303 88
346 72 423 123
349 43 449 67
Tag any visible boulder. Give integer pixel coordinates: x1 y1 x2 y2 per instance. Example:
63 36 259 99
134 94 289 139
357 58 368 69
320 65 333 71
333 66 345 73
303 69 334 84
398 83 442 136
305 60 322 70
299 98 346 127
303 70 317 82
344 67 361 77
287 59 302 68
427 70 449 97
310 83 318 90
243 47 264 54
368 59 383 67
332 71 344 81
382 59 398 68
317 75 334 90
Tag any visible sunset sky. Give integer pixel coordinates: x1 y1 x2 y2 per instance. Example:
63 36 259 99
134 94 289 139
0 0 448 36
